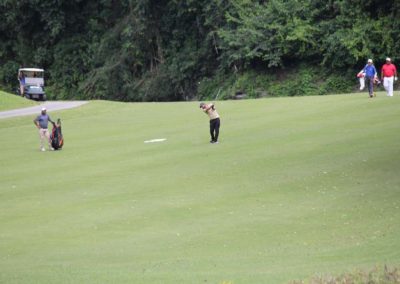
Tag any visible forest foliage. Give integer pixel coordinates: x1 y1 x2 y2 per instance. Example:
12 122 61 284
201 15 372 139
0 0 399 101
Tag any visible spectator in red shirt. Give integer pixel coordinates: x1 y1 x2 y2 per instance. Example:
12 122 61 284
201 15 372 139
381 57 397 97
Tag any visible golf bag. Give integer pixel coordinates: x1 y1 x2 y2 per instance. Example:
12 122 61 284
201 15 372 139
357 71 365 90
50 118 64 150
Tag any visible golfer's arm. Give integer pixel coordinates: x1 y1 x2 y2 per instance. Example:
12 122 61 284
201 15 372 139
205 104 214 111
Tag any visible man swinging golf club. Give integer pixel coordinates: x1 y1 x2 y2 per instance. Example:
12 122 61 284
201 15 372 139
33 107 55 151
199 102 221 144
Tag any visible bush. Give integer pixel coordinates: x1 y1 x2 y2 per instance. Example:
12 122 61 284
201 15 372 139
197 65 356 100
137 69 179 102
233 71 272 98
321 73 355 94
268 67 321 97
0 61 19 92
197 72 236 100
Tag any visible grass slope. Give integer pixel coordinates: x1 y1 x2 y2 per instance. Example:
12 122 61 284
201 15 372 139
0 90 38 111
1 92 400 283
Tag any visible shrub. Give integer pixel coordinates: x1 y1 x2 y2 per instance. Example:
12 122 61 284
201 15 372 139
197 65 356 100
0 61 19 92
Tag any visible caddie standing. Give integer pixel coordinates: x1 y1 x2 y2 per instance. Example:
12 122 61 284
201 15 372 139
33 107 54 151
362 59 378 98
381 57 397 97
199 102 221 144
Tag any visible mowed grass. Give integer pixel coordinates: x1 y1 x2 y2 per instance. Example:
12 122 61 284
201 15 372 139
1 92 400 283
0 90 38 111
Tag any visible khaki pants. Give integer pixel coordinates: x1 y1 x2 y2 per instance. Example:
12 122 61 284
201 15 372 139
39 128 51 149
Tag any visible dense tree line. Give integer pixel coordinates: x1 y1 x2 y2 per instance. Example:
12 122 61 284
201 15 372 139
0 0 399 101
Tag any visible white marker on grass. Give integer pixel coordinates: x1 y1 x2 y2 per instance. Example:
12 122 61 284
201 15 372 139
144 138 167 143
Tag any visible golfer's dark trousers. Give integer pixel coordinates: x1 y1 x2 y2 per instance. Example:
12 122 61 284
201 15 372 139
365 76 374 97
210 118 220 142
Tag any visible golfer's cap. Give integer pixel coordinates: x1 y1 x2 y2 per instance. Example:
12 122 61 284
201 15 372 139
41 107 46 111
367 59 373 63
386 57 391 61
199 102 205 108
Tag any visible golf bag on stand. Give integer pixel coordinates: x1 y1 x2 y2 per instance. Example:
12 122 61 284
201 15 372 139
50 118 64 150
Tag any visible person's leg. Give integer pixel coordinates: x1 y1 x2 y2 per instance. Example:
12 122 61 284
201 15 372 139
39 129 45 151
214 118 220 142
209 120 215 142
370 77 374 97
383 77 389 95
366 77 373 97
388 76 394 96
44 129 53 150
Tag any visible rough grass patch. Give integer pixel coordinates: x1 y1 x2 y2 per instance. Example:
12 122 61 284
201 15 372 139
290 265 400 284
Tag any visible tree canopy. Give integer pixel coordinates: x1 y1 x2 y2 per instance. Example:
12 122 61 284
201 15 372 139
1 0 399 101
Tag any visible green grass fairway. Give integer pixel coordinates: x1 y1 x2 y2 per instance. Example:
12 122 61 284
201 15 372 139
1 93 400 283
0 90 38 111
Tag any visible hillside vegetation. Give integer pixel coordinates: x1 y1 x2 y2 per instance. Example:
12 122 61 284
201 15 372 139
1 0 399 101
1 93 400 283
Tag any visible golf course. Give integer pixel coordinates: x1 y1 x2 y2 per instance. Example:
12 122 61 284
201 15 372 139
1 91 400 283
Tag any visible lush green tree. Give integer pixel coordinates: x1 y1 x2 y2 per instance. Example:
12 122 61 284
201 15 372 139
217 0 319 69
1 0 399 101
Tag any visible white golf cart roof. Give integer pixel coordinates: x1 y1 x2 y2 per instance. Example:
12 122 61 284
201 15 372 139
19 68 44 72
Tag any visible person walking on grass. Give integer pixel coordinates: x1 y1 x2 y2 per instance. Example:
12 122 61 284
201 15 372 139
33 107 54 151
362 59 378 98
200 102 221 144
381 57 397 97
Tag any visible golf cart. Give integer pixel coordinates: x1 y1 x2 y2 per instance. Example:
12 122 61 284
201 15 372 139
17 68 46 101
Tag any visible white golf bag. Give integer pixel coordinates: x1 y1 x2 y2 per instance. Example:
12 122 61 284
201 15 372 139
357 71 365 91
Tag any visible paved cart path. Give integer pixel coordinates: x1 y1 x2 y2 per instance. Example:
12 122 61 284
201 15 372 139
0 101 88 119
